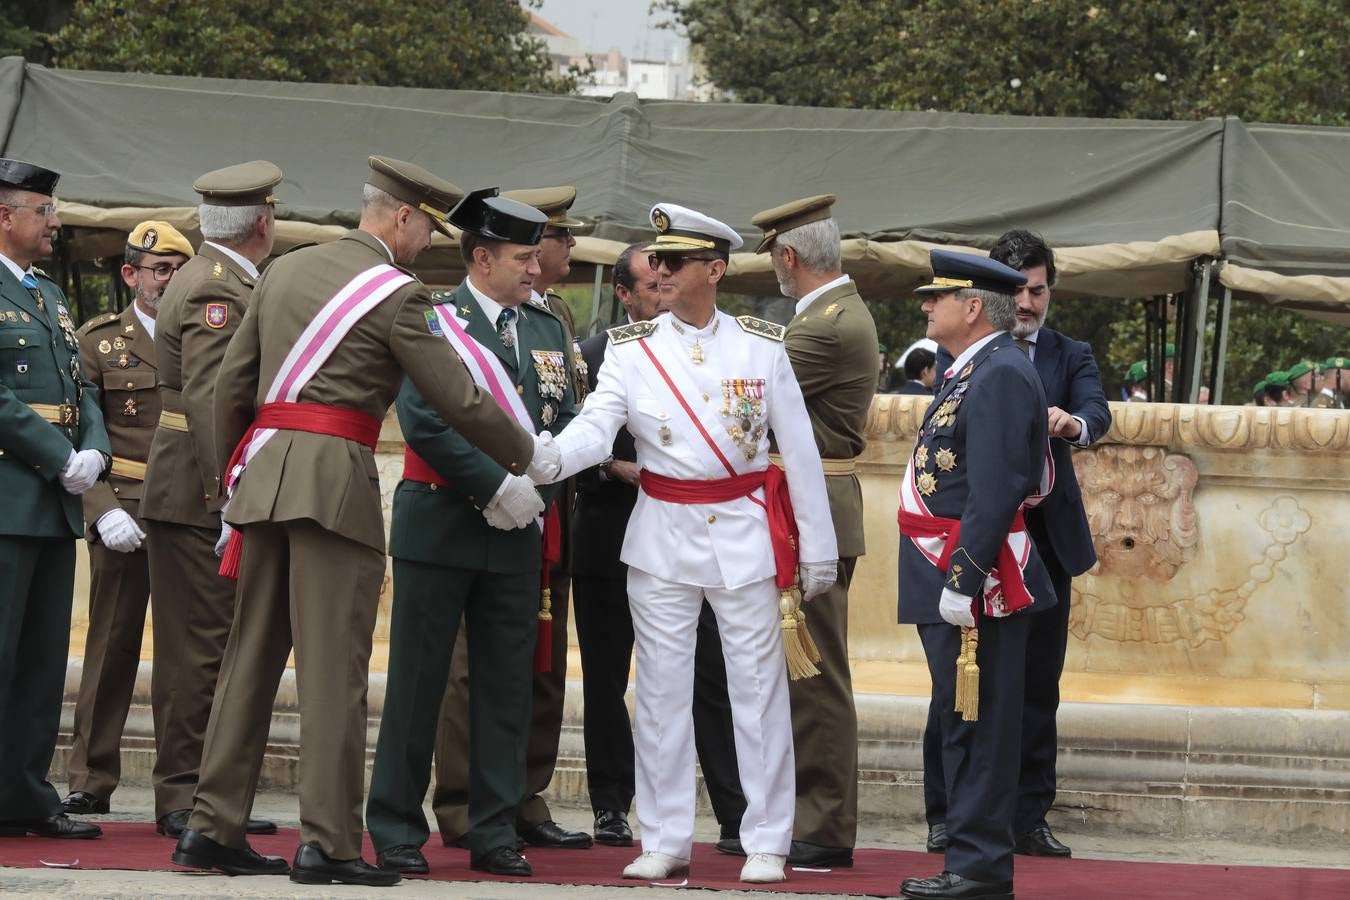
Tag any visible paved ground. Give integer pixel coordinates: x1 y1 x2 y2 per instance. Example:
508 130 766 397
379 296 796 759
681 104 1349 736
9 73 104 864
2 784 1344 898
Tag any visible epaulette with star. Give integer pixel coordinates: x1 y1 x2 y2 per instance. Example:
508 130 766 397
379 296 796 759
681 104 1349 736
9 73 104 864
736 315 785 342
608 320 658 344
75 311 120 336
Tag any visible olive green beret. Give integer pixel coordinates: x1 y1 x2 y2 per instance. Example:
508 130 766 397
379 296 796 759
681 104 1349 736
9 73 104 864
1286 359 1317 380
1265 370 1291 387
1321 355 1347 370
1125 361 1149 384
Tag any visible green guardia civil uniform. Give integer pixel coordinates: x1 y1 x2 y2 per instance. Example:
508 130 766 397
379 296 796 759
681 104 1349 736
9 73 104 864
0 263 110 821
367 279 577 857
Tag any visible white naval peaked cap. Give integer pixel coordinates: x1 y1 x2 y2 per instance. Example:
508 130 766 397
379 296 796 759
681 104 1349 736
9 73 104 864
644 202 744 254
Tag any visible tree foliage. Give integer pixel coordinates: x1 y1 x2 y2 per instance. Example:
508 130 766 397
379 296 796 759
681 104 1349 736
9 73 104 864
664 0 1350 125
50 0 576 93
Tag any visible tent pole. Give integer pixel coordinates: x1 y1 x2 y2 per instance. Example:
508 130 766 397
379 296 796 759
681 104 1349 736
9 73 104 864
1211 285 1233 405
589 263 605 335
1185 259 1213 403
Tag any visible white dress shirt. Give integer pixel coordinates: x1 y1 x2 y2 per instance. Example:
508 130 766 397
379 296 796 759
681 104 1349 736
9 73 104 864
793 273 851 317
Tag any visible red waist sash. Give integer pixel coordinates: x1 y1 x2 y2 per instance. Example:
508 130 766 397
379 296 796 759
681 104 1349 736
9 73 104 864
640 467 799 590
402 448 446 487
896 508 1032 615
219 401 383 579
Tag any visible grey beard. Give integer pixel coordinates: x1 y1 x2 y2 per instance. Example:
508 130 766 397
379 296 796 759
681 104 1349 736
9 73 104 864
1012 312 1045 339
137 287 162 313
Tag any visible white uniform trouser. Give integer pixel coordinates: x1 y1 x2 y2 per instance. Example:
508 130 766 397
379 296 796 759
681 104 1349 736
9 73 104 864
626 567 795 860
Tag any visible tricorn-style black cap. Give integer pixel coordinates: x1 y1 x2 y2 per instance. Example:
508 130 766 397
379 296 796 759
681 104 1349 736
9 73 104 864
449 188 547 245
0 158 60 196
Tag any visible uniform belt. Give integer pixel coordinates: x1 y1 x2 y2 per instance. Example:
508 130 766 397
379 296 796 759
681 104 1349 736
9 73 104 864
402 448 448 488
26 402 79 427
768 452 856 476
110 456 147 480
158 410 189 432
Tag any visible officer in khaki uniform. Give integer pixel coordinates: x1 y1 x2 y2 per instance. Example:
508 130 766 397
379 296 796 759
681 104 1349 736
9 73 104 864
62 222 192 817
369 189 577 878
138 162 281 838
751 195 879 868
0 158 109 840
1312 356 1345 408
431 185 592 852
173 159 552 888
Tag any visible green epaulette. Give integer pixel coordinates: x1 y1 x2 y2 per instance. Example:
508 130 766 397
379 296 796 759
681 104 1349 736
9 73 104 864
608 320 658 344
430 289 454 302
736 315 786 341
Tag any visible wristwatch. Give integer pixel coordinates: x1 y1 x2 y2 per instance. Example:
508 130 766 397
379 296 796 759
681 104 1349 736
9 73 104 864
598 454 615 481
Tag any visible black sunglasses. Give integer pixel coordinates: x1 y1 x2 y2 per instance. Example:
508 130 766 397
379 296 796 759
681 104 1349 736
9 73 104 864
649 253 720 273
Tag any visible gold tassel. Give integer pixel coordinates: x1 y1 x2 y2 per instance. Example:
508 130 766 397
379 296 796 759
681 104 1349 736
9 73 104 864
780 589 821 680
960 627 980 722
953 628 970 715
794 603 822 665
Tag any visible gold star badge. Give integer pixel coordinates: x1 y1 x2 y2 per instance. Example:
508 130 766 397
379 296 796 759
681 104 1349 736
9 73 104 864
935 448 957 472
112 336 127 350
917 471 937 496
125 324 135 333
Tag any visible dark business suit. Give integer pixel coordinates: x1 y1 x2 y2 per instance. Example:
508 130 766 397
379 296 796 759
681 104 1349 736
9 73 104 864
900 331 1053 883
897 379 932 396
926 327 1110 834
570 330 746 833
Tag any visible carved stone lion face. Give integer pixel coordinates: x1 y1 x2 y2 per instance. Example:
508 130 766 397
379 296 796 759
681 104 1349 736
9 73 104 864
1075 445 1199 584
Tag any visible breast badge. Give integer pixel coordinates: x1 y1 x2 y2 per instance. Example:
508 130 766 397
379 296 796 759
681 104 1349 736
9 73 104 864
112 336 127 350
915 444 929 470
659 424 673 446
123 397 138 417
531 349 568 427
206 303 229 329
721 378 766 461
935 447 957 472
98 339 112 354
917 471 938 497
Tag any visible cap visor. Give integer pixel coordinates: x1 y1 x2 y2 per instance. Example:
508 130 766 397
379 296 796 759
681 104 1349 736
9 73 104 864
643 238 711 253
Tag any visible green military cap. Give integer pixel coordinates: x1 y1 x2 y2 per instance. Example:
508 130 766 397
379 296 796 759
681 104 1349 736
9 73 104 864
1265 370 1290 387
501 186 588 232
193 160 283 207
367 156 464 239
1165 342 1175 358
1252 378 1268 395
128 220 194 257
750 194 837 253
1125 360 1149 384
1286 359 1317 379
1321 355 1347 370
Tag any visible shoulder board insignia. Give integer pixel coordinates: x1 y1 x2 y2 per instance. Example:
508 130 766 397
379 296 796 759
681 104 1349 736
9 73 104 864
77 311 120 335
607 320 658 344
736 315 786 341
429 289 454 302
210 261 225 280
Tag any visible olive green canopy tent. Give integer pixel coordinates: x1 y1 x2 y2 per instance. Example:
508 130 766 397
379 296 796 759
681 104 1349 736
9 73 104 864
3 57 1348 341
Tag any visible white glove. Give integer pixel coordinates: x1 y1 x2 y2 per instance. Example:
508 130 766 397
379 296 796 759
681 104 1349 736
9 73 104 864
96 507 145 553
939 587 976 628
525 432 562 484
482 474 545 531
60 448 105 495
214 519 233 557
799 560 838 600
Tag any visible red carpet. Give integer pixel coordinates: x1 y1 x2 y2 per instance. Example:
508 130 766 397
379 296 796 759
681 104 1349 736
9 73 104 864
1 823 1346 898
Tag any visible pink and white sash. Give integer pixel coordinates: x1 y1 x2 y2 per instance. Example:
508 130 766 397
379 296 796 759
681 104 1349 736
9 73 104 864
429 303 534 434
226 264 413 493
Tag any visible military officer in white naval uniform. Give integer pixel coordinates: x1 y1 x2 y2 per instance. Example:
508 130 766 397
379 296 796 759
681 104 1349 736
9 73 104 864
535 203 837 885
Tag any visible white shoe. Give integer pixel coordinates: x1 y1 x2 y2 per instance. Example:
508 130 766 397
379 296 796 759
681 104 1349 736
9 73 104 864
622 851 690 880
741 852 787 883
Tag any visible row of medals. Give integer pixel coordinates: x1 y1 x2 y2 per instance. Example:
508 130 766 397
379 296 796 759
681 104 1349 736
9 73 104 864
723 378 766 462
532 349 568 427
914 377 969 496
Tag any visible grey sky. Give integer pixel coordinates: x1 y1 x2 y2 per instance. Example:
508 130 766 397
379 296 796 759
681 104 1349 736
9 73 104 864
534 0 685 61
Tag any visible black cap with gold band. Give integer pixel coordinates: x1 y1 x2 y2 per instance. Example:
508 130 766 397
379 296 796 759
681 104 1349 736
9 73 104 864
643 202 743 256
502 185 589 233
449 188 547 245
0 158 60 196
750 193 836 254
366 155 464 239
193 160 283 207
914 248 1027 294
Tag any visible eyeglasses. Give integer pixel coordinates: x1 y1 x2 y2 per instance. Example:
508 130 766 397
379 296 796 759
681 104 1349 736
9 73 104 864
649 253 719 273
137 263 184 281
4 201 58 218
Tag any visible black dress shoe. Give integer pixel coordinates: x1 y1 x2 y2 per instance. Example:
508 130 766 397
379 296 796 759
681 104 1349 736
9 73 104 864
900 870 1013 900
715 836 745 856
156 809 190 838
470 845 533 876
926 823 949 853
377 843 429 874
1015 821 1071 858
518 819 593 849
246 817 278 835
593 810 633 846
290 842 400 886
0 813 102 839
171 828 289 875
61 791 110 815
788 840 854 868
